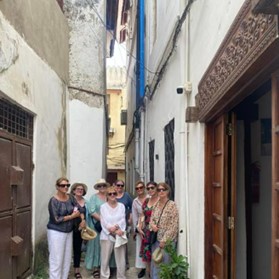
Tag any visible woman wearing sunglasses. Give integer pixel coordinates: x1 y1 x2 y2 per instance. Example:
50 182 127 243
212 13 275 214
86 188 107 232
85 178 110 278
100 186 127 279
132 181 148 278
149 182 179 279
137 181 159 278
47 177 81 279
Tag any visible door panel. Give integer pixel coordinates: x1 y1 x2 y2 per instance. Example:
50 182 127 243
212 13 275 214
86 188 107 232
16 142 32 208
205 116 228 279
0 216 13 278
16 211 32 276
0 137 13 211
272 71 279 278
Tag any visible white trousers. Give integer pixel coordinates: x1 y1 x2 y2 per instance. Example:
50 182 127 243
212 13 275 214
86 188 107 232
100 239 126 279
135 234 146 269
47 229 73 279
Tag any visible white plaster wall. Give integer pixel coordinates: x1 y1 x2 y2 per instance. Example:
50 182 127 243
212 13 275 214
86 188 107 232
69 99 106 198
0 12 68 243
142 0 247 278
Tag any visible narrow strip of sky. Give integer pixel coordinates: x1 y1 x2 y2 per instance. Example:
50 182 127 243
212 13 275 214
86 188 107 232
107 41 126 67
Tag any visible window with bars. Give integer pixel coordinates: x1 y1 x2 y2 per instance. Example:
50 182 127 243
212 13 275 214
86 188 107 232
149 139 155 181
0 98 33 140
164 119 175 200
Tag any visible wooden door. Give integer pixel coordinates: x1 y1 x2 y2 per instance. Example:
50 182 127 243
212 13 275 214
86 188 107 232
205 114 236 279
272 71 279 278
0 98 33 278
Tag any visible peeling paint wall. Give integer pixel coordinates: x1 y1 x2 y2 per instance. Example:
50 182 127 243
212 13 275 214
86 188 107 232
64 0 106 92
64 0 107 193
0 10 69 244
0 0 69 82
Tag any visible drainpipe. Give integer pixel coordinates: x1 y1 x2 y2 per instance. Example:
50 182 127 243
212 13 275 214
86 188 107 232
138 0 145 102
135 0 145 179
135 128 140 174
184 0 191 270
140 108 145 181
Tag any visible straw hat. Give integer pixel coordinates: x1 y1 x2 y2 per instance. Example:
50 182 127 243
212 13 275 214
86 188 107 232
152 247 164 264
94 178 110 190
81 226 97 241
70 183 88 196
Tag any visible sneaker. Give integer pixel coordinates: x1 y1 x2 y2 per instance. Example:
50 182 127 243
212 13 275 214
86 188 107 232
138 268 146 278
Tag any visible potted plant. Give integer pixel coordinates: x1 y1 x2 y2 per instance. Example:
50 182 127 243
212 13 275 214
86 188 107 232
159 240 189 279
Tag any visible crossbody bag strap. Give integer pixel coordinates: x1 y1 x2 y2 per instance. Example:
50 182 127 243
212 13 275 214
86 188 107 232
157 200 170 226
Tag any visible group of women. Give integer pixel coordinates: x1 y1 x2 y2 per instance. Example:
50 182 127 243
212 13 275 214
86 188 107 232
47 177 179 279
132 181 179 278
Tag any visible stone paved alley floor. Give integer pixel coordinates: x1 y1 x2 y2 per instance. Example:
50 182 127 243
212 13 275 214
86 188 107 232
69 236 147 279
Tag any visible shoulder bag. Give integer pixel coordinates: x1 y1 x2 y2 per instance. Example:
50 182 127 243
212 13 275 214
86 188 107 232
149 200 169 244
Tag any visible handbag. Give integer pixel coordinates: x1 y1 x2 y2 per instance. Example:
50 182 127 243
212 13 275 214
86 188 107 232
149 200 169 244
94 220 102 233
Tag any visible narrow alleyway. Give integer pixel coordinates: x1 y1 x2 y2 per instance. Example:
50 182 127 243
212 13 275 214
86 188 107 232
69 236 146 278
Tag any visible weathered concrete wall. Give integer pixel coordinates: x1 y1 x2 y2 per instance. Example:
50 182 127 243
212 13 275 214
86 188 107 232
0 10 68 243
0 0 69 82
64 0 107 192
64 0 106 92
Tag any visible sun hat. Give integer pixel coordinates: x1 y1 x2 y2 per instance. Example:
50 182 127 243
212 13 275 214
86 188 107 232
152 247 164 264
94 178 110 190
81 226 97 241
70 183 88 196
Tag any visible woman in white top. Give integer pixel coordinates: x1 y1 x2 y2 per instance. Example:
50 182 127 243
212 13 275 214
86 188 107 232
132 181 147 278
100 186 127 279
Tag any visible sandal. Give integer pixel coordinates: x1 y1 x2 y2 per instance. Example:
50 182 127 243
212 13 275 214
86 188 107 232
93 270 100 278
74 272 82 279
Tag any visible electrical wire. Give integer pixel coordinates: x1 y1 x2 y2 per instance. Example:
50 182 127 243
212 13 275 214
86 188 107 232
85 0 159 76
150 0 196 98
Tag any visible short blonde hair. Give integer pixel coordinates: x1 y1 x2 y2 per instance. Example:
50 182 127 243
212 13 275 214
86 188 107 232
106 185 117 194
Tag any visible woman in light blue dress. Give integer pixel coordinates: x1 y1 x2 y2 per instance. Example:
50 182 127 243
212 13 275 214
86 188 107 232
85 179 109 278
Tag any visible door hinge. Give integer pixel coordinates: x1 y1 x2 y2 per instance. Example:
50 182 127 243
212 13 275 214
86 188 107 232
226 123 233 136
228 216 235 230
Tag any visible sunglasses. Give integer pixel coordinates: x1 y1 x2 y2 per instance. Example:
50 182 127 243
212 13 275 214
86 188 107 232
58 184 70 188
136 186 144 190
147 186 155 191
98 184 107 188
116 184 124 187
76 188 84 191
108 192 117 196
157 188 167 192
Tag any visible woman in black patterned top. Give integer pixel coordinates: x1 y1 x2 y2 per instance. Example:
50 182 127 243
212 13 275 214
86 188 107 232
47 177 84 279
